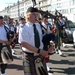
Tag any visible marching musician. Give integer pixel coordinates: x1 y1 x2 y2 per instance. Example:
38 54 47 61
7 18 16 55
16 17 26 44
18 7 53 75
41 15 55 72
0 16 13 75
58 16 66 48
53 20 63 55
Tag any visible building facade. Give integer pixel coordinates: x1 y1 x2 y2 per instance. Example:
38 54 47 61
0 0 75 22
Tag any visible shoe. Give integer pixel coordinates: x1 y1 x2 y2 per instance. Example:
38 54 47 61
62 43 66 48
1 73 6 75
58 50 62 56
12 49 15 55
55 49 58 54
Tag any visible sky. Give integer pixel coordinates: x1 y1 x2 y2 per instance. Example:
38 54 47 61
0 0 22 11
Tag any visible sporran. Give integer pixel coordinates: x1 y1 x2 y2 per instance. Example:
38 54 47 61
35 58 48 75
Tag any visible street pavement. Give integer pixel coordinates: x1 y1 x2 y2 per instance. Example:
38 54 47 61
49 44 75 75
3 44 75 75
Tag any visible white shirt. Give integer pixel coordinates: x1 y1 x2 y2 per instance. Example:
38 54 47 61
0 25 8 41
5 25 15 32
16 23 25 33
18 22 43 53
42 22 52 34
59 20 65 26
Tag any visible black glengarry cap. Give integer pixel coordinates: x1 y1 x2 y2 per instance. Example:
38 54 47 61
26 7 38 13
20 17 25 20
0 16 3 19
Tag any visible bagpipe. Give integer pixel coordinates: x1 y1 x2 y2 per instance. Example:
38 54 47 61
4 25 14 41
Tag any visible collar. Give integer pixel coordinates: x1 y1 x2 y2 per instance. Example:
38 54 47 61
26 22 37 26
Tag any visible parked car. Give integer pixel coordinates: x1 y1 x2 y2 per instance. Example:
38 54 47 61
64 20 75 43
48 19 75 43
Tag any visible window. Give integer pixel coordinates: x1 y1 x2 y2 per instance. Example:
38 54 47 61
61 9 68 14
51 11 55 15
47 6 51 11
52 4 57 9
70 8 75 13
47 0 51 5
52 0 57 2
20 3 24 7
70 0 75 5
57 0 61 1
57 3 61 8
61 2 69 7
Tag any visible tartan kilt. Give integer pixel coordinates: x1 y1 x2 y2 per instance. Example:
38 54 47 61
0 45 13 64
22 53 48 75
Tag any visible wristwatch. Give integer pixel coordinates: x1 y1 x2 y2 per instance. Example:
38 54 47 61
37 49 41 53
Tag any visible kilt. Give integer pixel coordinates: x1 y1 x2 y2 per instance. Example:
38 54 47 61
0 44 13 64
23 52 48 75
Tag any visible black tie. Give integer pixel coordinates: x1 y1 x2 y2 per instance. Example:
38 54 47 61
33 24 40 48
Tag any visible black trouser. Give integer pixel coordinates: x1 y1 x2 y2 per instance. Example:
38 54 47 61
0 64 7 74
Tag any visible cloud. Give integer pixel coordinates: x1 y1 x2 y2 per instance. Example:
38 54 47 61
0 4 7 11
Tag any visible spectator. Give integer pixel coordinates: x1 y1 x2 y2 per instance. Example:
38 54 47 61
41 15 55 72
58 16 66 48
6 18 16 55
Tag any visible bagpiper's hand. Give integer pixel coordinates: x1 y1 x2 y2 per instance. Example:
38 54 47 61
48 46 54 53
5 41 11 45
40 50 48 57
9 38 14 42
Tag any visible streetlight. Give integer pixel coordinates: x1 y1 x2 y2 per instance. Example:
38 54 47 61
18 0 20 21
32 0 36 7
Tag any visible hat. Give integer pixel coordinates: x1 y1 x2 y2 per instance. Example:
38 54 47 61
20 17 25 20
0 16 3 19
26 7 38 13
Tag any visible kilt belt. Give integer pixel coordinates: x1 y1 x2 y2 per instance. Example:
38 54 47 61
23 51 39 56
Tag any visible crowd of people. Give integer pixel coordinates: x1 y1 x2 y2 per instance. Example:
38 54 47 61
0 7 72 75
